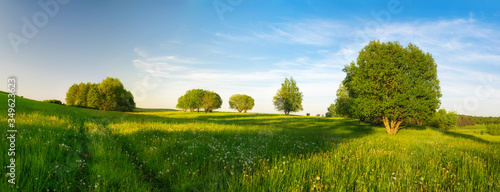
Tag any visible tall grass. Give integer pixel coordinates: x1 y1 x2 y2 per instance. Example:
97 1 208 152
1 92 499 191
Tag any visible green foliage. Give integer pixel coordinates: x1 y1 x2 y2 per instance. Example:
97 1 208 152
65 84 79 106
273 77 303 115
429 109 458 130
202 91 222 112
176 95 188 112
486 124 500 135
344 40 441 134
42 99 63 105
342 62 368 124
76 82 91 107
229 94 255 113
333 83 351 117
177 89 222 113
1 92 500 191
65 77 135 112
457 115 476 127
87 83 102 109
326 104 335 117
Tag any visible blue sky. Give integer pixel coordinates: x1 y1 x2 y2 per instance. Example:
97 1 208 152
1 0 500 116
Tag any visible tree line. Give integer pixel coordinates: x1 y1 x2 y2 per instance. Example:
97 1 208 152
66 77 135 112
175 77 304 115
176 89 257 113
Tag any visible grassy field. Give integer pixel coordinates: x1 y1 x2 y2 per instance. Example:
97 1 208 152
1 92 499 191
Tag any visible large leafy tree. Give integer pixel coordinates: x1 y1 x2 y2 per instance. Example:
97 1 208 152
202 91 222 112
347 40 441 134
229 94 255 113
273 77 303 115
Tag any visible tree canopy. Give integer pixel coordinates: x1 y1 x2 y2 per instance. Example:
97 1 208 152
333 83 351 118
343 40 441 134
65 77 135 112
176 89 222 113
273 77 303 115
229 94 255 113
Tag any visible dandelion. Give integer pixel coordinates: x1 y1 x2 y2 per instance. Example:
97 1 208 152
316 176 320 181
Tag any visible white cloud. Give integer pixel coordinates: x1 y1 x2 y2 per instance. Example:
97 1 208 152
134 17 500 116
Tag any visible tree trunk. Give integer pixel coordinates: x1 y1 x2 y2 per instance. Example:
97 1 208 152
383 116 402 134
359 116 366 124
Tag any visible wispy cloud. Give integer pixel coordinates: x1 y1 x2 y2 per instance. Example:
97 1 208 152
134 17 500 116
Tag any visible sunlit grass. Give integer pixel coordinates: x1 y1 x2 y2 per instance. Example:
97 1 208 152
1 92 499 191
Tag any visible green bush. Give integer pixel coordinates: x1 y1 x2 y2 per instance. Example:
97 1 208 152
486 124 500 135
429 109 457 130
42 99 63 105
65 77 135 112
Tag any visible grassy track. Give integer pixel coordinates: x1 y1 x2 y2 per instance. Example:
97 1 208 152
1 92 499 191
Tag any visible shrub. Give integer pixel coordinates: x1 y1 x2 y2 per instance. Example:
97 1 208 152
429 109 457 130
325 112 332 117
43 99 63 105
306 113 310 116
486 124 500 135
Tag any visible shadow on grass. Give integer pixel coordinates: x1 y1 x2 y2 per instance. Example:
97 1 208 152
133 108 179 112
436 128 497 144
9 92 376 191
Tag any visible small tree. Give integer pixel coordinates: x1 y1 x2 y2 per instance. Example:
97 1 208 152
202 91 222 112
176 95 188 112
273 77 303 115
66 84 79 106
87 83 102 109
229 94 255 113
333 83 351 117
327 104 335 117
177 89 222 112
75 82 91 107
185 89 205 112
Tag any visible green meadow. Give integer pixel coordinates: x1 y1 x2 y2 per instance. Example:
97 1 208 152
1 92 499 191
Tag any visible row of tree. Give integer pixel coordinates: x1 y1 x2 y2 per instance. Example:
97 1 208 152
66 77 135 112
459 115 500 125
330 40 442 134
176 89 222 112
176 89 257 113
